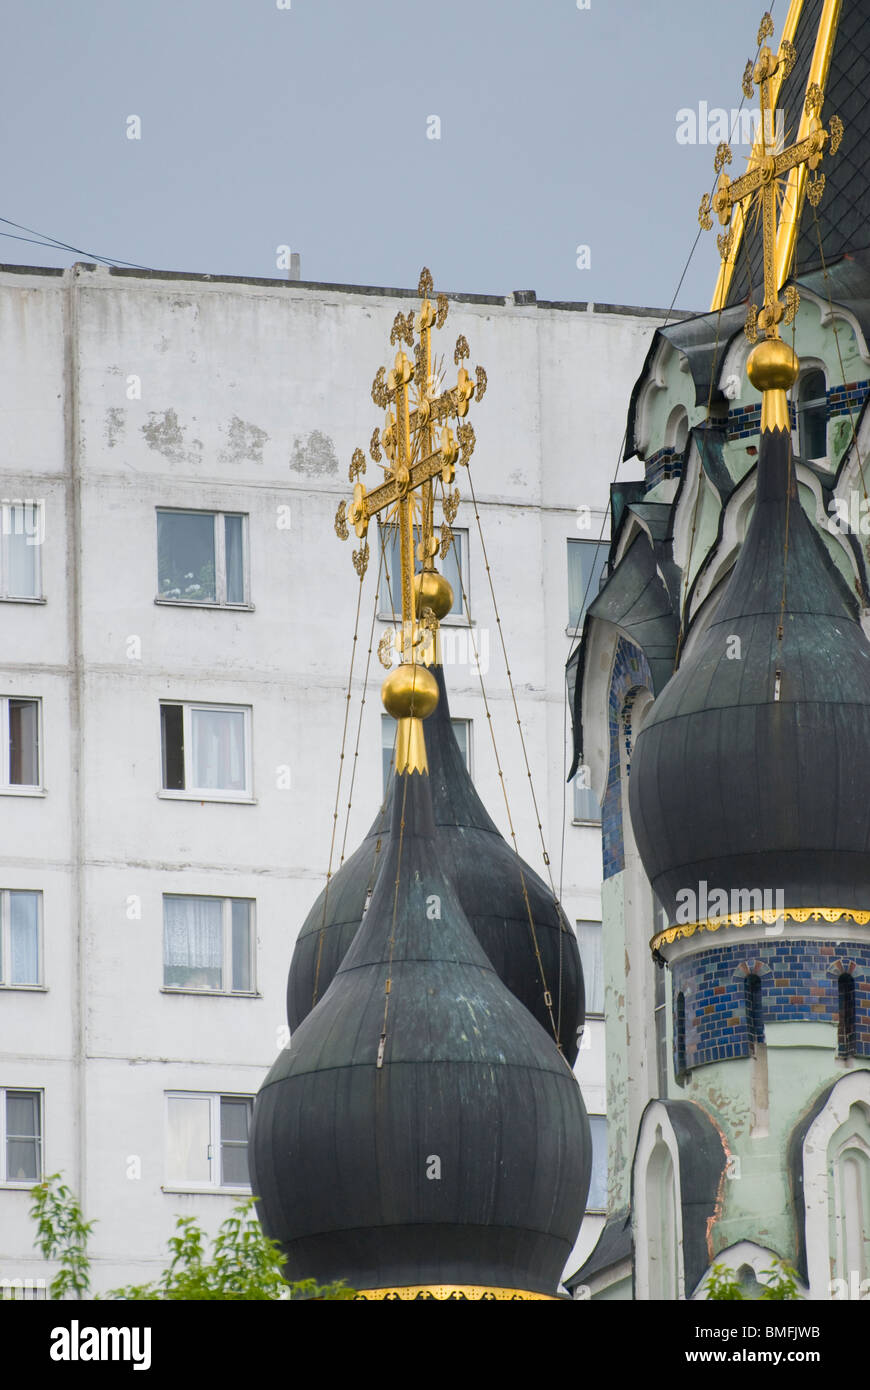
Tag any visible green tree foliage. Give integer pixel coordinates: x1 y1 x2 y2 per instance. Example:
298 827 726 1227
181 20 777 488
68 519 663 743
30 1174 95 1300
30 1175 354 1301
757 1261 803 1301
704 1258 803 1300
703 1263 745 1300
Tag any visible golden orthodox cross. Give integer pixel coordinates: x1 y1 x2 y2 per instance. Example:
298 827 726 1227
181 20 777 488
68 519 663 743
334 267 486 667
699 11 843 343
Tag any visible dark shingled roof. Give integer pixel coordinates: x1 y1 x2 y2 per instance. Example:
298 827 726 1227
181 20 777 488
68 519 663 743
565 1208 632 1288
288 663 584 1062
629 426 870 921
251 767 591 1296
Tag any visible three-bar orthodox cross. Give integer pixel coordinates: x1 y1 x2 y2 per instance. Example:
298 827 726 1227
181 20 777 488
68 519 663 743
334 268 486 667
699 11 843 343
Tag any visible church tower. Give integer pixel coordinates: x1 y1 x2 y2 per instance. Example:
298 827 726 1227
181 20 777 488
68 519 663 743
251 271 592 1298
569 3 870 1299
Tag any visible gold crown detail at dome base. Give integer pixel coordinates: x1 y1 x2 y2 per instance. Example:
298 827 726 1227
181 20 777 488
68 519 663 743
651 907 870 954
352 1284 558 1300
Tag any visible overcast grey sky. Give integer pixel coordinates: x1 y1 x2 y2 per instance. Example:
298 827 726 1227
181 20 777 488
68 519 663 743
4 0 782 310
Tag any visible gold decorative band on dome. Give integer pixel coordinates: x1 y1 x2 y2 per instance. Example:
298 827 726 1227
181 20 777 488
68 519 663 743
395 716 428 775
352 1284 558 1300
651 907 870 954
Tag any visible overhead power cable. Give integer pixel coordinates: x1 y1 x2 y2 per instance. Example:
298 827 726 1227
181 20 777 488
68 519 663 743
0 215 149 270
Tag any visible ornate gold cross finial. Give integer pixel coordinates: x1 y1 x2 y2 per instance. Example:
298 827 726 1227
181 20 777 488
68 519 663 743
698 11 843 430
333 268 487 771
698 11 843 346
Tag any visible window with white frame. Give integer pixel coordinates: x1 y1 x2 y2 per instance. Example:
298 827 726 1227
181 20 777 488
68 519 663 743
567 538 608 630
1 697 40 791
587 1114 607 1212
165 1092 253 1189
163 895 254 993
160 702 251 798
576 920 603 1015
0 502 43 600
377 522 469 619
1 1089 42 1184
156 509 248 607
0 890 41 987
381 713 471 793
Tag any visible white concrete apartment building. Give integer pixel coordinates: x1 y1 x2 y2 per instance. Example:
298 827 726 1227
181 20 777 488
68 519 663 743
0 260 664 1292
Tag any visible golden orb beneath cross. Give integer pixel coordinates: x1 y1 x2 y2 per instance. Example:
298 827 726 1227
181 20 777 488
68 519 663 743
746 337 799 392
381 663 439 719
413 570 454 620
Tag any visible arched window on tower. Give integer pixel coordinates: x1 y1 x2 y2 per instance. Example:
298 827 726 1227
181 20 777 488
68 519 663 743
745 973 764 1054
646 1131 679 1300
830 1103 870 1290
838 973 856 1059
796 368 827 460
665 404 689 456
799 1075 870 1296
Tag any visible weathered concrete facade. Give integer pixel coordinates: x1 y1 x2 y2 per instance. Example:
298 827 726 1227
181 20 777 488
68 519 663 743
0 262 664 1291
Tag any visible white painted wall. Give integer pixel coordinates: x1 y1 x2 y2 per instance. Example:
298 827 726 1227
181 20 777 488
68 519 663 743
0 264 664 1292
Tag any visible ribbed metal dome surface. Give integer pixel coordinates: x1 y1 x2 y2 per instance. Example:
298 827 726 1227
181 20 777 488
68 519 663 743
629 428 870 920
287 664 584 1061
251 767 591 1295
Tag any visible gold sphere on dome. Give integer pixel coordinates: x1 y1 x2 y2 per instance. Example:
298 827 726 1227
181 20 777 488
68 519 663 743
746 337 799 392
413 570 454 620
381 663 439 719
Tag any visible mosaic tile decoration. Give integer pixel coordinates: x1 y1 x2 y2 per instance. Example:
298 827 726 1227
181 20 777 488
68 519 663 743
671 938 870 1071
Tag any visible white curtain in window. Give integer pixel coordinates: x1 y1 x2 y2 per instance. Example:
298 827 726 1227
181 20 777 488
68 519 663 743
9 892 39 984
587 1114 608 1210
224 516 244 604
6 506 39 598
191 708 245 790
577 920 604 1014
164 896 222 988
230 902 251 992
166 1096 211 1185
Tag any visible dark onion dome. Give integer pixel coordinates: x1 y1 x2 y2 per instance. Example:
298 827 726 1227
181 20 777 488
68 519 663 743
629 422 870 923
287 662 584 1062
250 765 591 1297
